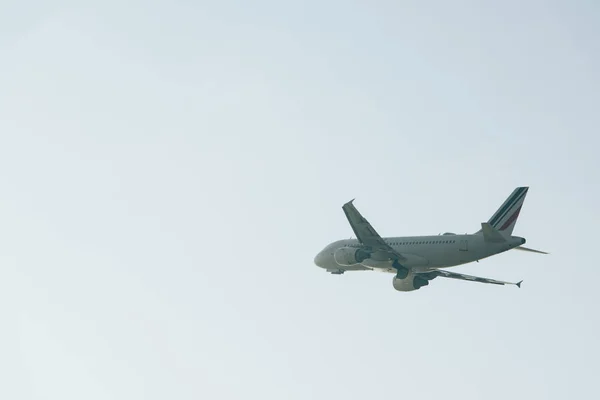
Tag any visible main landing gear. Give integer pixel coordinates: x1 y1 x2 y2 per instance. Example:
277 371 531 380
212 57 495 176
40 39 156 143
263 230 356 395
392 260 409 279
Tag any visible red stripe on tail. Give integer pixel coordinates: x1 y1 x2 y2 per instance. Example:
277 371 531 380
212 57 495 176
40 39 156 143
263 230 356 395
500 206 522 231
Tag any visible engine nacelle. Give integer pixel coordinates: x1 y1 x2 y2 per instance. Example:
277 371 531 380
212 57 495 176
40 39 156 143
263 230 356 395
333 247 371 266
392 274 431 292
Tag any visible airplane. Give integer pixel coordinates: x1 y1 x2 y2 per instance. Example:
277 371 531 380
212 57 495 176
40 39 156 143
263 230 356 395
313 186 547 292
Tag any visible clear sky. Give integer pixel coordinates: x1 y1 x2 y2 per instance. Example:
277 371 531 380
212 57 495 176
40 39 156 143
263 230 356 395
1 1 599 399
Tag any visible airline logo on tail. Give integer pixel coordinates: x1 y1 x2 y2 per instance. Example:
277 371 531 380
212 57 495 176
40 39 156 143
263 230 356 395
487 186 528 234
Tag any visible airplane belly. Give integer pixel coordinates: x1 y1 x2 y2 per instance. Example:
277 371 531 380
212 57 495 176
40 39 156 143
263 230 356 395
401 253 429 268
360 258 392 271
361 253 428 272
427 249 464 267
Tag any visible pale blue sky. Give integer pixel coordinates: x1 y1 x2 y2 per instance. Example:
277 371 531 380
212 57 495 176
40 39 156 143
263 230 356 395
1 1 599 399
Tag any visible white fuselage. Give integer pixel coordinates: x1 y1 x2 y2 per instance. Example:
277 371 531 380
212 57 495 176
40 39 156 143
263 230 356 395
314 233 525 273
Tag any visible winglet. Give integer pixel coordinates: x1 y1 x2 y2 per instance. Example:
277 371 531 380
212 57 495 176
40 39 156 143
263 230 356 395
516 280 523 288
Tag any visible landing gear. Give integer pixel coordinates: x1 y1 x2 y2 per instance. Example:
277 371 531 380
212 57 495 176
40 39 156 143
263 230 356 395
393 260 409 279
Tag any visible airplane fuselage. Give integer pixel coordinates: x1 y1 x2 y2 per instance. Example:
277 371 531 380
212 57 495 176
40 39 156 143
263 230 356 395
314 233 526 274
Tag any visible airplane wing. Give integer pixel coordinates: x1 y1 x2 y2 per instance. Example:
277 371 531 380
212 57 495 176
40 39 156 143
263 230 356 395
342 199 405 260
419 269 522 288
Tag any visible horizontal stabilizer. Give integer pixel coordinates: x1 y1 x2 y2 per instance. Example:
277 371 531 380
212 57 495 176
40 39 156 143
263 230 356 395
514 246 549 255
481 223 507 243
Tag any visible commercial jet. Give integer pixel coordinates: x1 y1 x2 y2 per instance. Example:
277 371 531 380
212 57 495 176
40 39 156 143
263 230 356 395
314 187 547 292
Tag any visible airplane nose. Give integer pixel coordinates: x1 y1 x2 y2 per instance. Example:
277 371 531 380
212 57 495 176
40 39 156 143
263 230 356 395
314 252 323 267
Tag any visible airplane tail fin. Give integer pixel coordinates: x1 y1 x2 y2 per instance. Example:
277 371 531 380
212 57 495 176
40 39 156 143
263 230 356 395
482 187 529 236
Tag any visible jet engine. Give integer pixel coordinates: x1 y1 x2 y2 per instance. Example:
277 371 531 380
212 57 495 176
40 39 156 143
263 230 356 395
333 247 371 266
392 274 432 292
